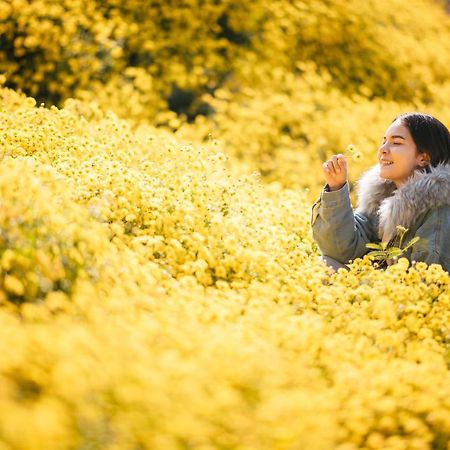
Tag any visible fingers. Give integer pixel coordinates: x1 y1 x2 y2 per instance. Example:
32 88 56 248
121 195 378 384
323 154 346 175
332 154 346 173
322 160 334 174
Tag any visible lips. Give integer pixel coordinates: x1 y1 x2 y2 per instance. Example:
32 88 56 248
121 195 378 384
380 160 394 166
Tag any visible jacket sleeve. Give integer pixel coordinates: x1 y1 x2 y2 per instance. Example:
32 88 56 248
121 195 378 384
410 206 450 273
311 182 379 264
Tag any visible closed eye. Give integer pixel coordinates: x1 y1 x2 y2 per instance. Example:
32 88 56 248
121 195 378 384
382 135 406 144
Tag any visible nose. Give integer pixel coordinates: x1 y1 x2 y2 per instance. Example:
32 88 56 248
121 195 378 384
378 142 389 154
377 143 389 161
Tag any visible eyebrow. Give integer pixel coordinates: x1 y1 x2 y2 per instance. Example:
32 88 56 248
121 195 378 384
383 135 406 140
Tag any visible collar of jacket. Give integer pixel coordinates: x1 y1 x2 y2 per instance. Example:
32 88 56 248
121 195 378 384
355 163 450 242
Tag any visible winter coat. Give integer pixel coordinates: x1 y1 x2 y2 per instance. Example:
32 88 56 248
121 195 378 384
311 163 450 272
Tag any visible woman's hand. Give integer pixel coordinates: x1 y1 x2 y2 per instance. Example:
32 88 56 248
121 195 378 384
322 154 348 191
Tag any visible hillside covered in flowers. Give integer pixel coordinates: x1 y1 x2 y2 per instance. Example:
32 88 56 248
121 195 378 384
0 1 449 449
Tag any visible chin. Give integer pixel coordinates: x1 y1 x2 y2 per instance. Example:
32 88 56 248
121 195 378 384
378 166 393 180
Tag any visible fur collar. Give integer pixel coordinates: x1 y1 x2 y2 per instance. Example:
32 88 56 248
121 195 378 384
355 163 450 242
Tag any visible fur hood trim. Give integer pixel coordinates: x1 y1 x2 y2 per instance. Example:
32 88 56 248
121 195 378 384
355 163 450 242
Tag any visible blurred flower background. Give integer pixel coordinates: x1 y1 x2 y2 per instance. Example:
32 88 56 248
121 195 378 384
0 1 449 449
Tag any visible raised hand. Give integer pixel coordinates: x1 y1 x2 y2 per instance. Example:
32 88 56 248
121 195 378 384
322 154 348 191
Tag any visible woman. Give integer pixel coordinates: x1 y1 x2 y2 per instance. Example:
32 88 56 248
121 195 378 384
311 112 450 272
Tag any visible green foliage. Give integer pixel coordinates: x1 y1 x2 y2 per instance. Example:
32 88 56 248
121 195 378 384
366 226 423 267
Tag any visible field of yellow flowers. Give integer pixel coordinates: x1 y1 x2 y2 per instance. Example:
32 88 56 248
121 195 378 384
1 1 450 449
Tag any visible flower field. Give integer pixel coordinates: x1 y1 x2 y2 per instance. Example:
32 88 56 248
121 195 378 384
0 1 450 449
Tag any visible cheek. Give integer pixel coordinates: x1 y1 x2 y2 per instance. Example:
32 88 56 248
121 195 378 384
398 146 418 165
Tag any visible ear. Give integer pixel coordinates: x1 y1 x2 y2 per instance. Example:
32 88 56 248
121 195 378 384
418 152 431 167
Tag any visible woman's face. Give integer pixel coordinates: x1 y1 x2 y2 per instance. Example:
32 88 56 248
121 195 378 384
377 119 430 187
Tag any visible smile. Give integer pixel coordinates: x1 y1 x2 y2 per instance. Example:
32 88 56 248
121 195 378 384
380 161 394 165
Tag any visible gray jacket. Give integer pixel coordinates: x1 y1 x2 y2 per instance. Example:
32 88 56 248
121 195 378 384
311 163 450 272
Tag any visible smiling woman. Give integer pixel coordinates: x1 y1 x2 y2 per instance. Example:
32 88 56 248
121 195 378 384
311 112 450 272
378 121 431 187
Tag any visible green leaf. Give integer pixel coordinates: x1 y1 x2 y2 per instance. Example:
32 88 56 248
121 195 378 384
365 243 382 250
367 250 388 258
403 236 420 249
387 248 403 258
370 255 387 261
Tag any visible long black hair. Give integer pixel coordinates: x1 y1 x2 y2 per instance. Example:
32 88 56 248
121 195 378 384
394 112 450 168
